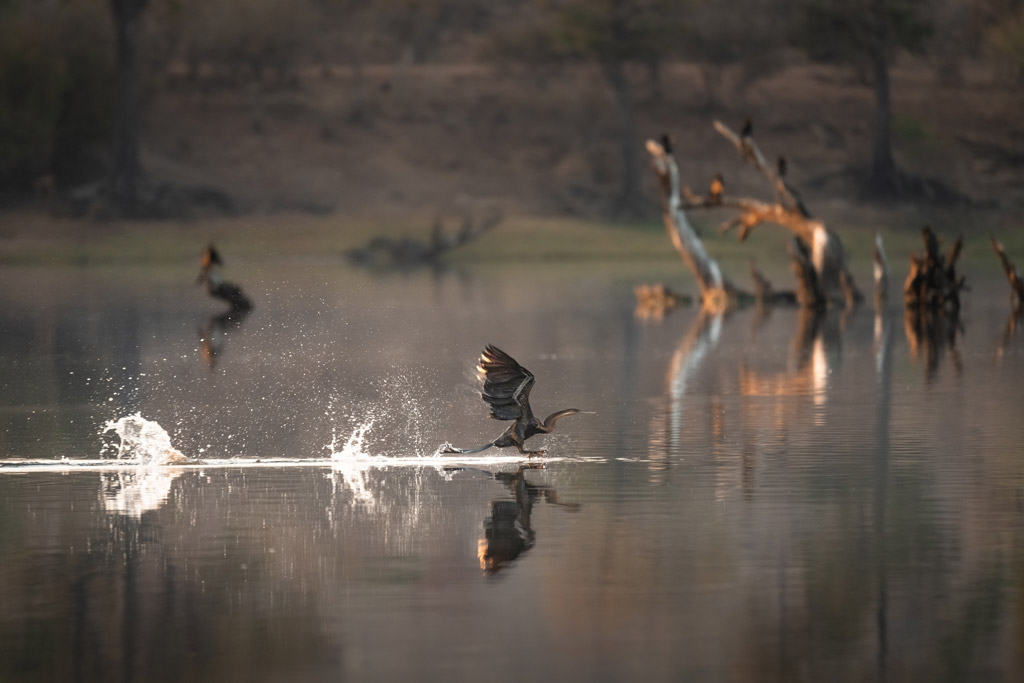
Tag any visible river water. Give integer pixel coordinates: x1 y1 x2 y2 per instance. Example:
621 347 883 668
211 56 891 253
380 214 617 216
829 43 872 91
1 259 1023 681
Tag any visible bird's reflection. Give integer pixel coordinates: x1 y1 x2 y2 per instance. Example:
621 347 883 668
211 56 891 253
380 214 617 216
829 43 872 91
903 307 962 381
473 464 579 575
198 308 250 371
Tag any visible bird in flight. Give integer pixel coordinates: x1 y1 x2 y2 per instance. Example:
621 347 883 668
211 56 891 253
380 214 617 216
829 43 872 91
442 345 583 457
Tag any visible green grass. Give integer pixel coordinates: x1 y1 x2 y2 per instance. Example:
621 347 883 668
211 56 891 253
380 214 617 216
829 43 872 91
1 206 1021 281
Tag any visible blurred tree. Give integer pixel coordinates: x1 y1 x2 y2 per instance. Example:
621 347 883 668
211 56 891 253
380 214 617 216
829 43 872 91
0 1 112 195
796 0 931 197
495 0 677 218
986 5 1024 83
547 0 677 217
109 0 150 211
681 0 791 109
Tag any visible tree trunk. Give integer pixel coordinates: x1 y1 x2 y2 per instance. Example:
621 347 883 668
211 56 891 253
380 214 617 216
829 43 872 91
602 60 644 218
109 0 149 212
645 139 745 312
867 0 896 196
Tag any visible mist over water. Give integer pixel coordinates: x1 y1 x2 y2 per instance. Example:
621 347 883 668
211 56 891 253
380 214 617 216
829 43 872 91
2 261 1023 682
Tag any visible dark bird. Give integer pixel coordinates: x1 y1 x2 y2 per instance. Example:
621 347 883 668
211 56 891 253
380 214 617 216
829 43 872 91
197 245 252 313
660 133 673 155
775 156 811 217
707 173 725 205
442 345 583 457
738 118 758 166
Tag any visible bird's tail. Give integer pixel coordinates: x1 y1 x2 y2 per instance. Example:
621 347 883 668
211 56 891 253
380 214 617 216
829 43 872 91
439 441 495 455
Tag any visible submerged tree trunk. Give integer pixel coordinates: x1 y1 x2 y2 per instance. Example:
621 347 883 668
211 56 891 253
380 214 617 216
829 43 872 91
603 60 644 218
109 0 149 212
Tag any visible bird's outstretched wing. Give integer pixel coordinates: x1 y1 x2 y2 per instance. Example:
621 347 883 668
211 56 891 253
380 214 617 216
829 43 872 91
477 344 534 421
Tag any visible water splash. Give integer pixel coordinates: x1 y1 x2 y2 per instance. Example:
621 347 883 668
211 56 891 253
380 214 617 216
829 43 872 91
101 469 182 518
102 413 187 465
97 414 186 516
327 419 377 506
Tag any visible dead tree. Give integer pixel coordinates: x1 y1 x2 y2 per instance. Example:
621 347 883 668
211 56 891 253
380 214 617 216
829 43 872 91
634 284 692 320
346 209 503 268
903 226 964 313
788 238 825 309
902 226 965 379
679 120 862 309
990 236 1024 313
644 137 801 314
646 138 742 312
750 260 797 307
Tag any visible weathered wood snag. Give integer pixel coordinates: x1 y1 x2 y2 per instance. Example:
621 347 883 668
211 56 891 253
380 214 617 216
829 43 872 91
645 138 743 312
643 136 802 314
788 238 825 308
903 226 964 313
990 236 1024 312
634 284 692 320
346 209 503 268
750 261 797 307
682 120 863 308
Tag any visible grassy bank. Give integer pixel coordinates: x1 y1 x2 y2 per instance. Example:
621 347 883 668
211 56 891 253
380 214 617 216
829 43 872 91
1 207 1021 292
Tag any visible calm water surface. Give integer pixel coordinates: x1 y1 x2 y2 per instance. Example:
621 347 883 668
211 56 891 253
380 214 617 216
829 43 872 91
2 259 1023 681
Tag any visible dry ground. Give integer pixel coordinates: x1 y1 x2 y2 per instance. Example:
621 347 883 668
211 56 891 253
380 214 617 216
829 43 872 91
141 59 1024 218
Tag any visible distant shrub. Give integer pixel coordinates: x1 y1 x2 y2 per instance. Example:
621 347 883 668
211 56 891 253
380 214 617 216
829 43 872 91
986 9 1024 84
891 114 929 143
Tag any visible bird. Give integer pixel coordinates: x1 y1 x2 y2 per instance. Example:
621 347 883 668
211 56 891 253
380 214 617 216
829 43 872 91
707 173 725 205
776 156 811 217
659 133 673 155
738 118 758 165
442 345 583 457
197 245 252 313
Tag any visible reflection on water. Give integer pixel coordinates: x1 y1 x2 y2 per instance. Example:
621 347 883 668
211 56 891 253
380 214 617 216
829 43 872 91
997 306 1023 362
197 307 251 372
471 464 579 574
101 467 184 517
904 306 963 380
2 263 1024 681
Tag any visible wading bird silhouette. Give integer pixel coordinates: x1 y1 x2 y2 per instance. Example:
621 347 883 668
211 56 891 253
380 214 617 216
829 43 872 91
197 245 252 313
442 345 584 456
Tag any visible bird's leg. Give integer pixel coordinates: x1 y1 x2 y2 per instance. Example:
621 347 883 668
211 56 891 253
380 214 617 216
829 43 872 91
515 442 546 458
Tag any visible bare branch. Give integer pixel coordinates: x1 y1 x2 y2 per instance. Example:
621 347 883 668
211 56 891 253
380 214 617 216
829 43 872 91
646 138 742 310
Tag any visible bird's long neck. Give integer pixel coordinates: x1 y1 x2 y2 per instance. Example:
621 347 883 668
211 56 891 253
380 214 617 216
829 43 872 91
199 265 223 291
539 409 581 433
